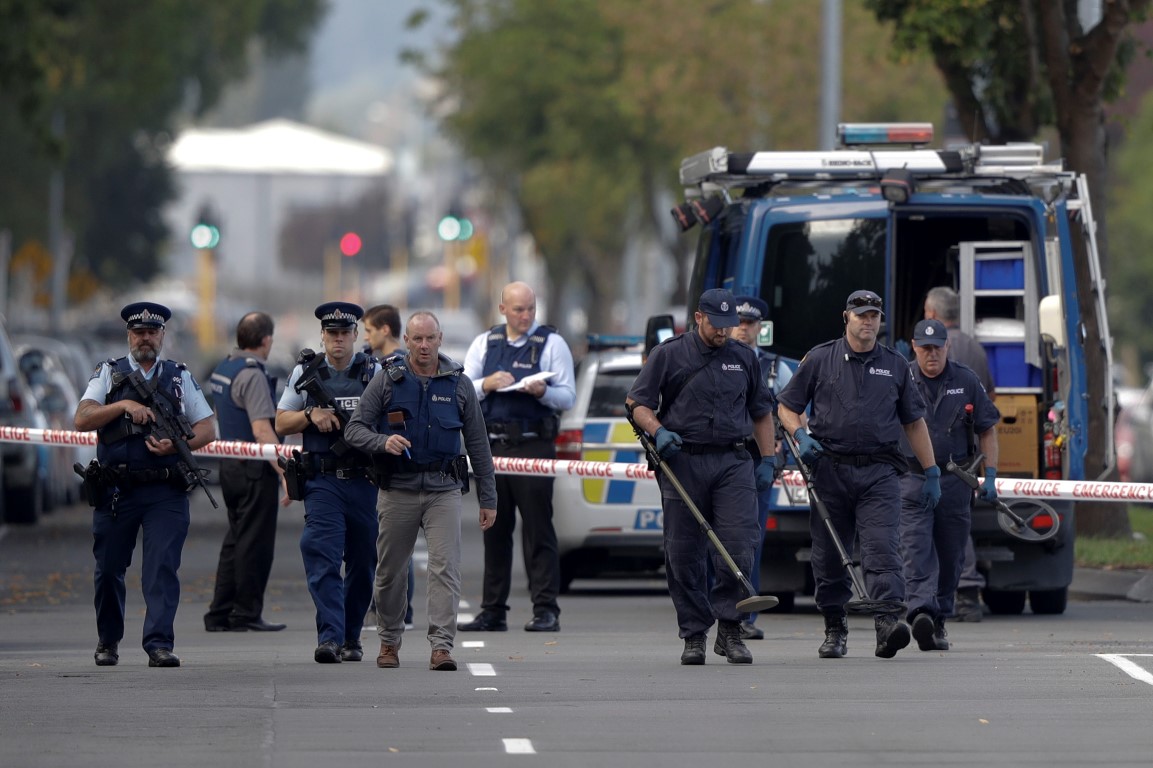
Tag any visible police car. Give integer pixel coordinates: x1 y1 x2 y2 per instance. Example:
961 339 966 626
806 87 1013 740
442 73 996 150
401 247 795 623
553 336 664 591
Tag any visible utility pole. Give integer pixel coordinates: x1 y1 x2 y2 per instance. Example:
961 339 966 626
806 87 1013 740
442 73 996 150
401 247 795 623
819 0 842 150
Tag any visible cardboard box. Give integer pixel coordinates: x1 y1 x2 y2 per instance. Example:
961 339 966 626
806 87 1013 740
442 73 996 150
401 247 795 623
996 394 1039 477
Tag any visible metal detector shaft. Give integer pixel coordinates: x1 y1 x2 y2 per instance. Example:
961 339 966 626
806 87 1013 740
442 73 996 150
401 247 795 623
945 455 1060 543
626 410 778 613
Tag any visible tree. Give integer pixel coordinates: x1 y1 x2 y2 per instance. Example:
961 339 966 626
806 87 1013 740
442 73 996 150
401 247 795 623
865 1 1151 538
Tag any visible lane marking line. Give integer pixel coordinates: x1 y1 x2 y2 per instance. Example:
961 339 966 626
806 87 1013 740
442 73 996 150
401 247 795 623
487 707 513 713
468 662 496 676
475 687 498 691
503 738 535 754
1096 654 1153 687
461 641 485 648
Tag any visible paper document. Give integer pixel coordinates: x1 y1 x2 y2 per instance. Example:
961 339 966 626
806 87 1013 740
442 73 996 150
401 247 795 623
497 371 556 392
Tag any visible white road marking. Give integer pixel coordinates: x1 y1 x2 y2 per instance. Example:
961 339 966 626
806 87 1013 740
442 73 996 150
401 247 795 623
1096 654 1153 686
487 707 513 713
503 738 535 754
475 687 498 691
461 640 485 648
468 662 496 676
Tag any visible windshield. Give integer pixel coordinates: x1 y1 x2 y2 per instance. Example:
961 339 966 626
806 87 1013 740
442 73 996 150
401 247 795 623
760 217 886 359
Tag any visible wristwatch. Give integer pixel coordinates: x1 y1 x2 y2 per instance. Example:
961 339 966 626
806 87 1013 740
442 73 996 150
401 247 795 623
304 405 315 425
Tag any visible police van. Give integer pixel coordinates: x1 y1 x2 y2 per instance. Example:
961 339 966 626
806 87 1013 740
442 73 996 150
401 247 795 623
670 123 1114 615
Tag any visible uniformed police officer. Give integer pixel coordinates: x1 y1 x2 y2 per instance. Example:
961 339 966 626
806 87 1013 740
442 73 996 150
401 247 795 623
899 319 999 651
344 311 498 671
776 289 941 660
204 311 287 633
74 302 216 668
627 288 777 665
729 295 792 640
275 302 381 664
459 281 576 633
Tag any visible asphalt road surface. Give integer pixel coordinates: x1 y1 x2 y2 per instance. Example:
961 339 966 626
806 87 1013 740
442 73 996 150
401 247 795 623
2 492 1152 768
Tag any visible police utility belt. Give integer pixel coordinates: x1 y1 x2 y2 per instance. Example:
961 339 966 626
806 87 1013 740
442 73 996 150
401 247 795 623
682 441 750 456
75 460 187 506
823 449 907 472
487 418 558 444
905 455 974 474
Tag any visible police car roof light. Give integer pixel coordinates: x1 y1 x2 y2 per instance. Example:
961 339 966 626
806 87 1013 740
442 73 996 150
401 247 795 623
586 334 643 351
838 122 934 147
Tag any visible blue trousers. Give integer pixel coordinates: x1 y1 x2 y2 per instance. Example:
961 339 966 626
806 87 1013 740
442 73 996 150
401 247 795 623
808 460 904 615
92 487 190 652
660 450 759 638
300 475 379 646
899 471 971 620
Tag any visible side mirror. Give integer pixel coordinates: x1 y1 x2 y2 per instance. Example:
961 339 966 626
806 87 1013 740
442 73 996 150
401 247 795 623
644 314 676 359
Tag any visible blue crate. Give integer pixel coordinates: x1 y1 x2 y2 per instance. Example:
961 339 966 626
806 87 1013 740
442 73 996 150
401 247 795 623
983 342 1041 388
975 259 1025 290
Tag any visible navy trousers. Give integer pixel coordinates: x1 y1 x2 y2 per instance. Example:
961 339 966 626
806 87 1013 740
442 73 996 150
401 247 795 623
899 470 971 620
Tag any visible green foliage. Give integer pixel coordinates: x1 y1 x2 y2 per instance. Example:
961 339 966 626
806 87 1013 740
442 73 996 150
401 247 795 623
1108 99 1153 364
1075 506 1153 569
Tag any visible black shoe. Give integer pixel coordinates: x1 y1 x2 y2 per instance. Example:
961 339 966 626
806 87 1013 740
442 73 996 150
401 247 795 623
739 621 765 640
681 635 707 665
314 641 342 664
94 642 119 667
459 612 508 632
204 623 233 632
874 615 911 659
147 648 180 668
714 620 753 664
230 618 287 632
524 611 560 632
953 587 983 623
340 642 364 662
911 613 938 652
933 617 950 651
818 614 848 659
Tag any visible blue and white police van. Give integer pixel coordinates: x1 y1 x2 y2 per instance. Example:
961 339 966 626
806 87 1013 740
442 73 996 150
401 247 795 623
671 123 1115 615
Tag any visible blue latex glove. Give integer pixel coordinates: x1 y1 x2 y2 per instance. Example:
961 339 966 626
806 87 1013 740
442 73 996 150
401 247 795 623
921 465 942 508
654 426 683 460
754 456 781 492
979 467 998 502
793 428 824 465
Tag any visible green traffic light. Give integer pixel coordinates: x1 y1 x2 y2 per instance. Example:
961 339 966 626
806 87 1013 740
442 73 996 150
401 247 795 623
190 223 220 249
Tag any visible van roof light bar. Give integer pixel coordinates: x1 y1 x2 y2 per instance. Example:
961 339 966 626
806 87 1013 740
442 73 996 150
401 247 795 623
838 122 934 146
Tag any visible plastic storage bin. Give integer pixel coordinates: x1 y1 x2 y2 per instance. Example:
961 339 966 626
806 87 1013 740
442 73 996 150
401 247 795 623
983 341 1041 388
974 258 1025 290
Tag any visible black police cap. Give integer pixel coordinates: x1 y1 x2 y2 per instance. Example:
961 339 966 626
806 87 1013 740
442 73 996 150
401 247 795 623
121 301 172 330
315 301 364 329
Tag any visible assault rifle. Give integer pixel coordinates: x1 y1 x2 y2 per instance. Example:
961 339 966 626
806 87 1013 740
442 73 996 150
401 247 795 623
122 368 219 508
293 348 356 457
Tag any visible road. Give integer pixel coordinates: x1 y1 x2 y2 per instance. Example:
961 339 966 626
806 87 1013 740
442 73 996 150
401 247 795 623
2 492 1152 767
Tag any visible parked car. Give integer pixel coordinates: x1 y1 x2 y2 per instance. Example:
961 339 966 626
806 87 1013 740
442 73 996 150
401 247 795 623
1116 385 1153 485
553 336 665 592
0 320 46 524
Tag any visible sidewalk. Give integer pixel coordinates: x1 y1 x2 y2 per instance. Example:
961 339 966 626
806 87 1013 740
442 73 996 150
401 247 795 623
1071 567 1153 602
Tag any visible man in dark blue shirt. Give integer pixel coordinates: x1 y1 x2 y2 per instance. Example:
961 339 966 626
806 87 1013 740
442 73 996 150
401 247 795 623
777 289 940 660
899 319 999 652
627 289 777 666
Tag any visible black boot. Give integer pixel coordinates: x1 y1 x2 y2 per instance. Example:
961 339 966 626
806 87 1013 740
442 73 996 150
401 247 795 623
874 614 911 658
818 614 848 659
681 634 707 665
933 616 950 651
713 620 753 664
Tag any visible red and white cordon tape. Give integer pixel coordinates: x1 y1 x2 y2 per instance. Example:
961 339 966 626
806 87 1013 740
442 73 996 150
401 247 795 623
1 425 1140 503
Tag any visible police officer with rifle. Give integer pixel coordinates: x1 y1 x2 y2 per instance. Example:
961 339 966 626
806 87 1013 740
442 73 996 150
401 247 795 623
74 302 216 668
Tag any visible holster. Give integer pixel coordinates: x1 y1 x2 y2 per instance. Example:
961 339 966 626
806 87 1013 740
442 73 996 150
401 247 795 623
451 455 470 495
279 450 308 501
368 453 397 491
74 460 106 507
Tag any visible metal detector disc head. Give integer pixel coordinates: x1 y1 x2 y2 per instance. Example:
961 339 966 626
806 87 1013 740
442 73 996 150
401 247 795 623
997 499 1060 542
736 595 780 613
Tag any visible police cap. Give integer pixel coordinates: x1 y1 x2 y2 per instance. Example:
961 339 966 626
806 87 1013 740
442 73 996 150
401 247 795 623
121 301 171 330
697 288 738 328
734 295 768 321
845 289 885 316
315 301 364 329
913 318 948 347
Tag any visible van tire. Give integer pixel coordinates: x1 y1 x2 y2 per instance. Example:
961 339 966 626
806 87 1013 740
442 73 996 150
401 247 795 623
983 588 1027 615
1028 587 1068 615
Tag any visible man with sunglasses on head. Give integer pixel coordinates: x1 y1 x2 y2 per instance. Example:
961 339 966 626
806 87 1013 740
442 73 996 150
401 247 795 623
776 289 939 660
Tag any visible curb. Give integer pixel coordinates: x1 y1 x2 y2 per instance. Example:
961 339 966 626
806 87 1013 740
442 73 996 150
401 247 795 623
1070 567 1153 602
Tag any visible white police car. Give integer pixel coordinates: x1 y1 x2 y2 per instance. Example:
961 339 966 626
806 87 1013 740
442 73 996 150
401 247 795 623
553 336 664 591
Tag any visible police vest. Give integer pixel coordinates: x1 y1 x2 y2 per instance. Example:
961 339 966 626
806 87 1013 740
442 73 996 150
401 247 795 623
480 324 557 426
301 353 374 455
97 357 184 471
378 363 462 469
212 355 278 443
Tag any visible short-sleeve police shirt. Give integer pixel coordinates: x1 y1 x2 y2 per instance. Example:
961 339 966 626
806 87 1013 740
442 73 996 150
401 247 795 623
628 332 773 444
911 359 1000 465
777 336 925 454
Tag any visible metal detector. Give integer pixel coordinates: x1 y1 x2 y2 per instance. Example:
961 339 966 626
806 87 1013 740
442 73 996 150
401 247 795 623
945 454 1060 543
625 409 779 613
780 429 905 616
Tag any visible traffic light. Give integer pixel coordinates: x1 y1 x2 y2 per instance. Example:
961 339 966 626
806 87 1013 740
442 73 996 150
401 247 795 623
437 214 473 242
190 223 220 249
339 231 362 257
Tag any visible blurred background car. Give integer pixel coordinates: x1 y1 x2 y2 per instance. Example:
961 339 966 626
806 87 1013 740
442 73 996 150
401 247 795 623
1116 384 1153 484
0 321 47 524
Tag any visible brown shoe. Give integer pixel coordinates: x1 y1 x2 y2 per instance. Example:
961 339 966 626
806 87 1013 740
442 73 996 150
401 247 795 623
376 643 399 668
429 649 457 671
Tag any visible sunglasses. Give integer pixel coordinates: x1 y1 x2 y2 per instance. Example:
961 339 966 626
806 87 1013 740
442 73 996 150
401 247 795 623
847 295 883 309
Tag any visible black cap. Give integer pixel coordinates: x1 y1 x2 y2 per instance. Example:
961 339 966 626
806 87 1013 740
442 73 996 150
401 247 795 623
315 301 364 329
845 289 884 315
697 288 738 328
913 318 948 347
734 295 768 321
121 302 171 330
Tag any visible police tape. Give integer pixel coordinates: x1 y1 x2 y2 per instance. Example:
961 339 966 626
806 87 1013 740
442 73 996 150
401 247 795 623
0 425 1142 502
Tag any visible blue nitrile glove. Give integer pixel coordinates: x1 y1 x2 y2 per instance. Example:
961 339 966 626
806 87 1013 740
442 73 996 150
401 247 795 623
793 428 824 465
979 467 998 502
921 465 942 508
654 426 683 460
754 457 780 492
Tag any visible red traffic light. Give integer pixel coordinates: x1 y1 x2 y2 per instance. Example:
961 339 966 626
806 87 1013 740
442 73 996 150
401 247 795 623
339 232 362 257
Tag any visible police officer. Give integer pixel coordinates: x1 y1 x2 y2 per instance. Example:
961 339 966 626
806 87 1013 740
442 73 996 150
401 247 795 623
74 302 216 668
460 281 576 633
344 311 498 671
729 295 792 640
776 289 940 660
275 302 381 664
626 288 777 665
900 319 1000 651
204 312 287 633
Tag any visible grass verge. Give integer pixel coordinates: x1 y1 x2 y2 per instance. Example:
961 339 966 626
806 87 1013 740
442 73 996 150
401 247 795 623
1074 506 1153 569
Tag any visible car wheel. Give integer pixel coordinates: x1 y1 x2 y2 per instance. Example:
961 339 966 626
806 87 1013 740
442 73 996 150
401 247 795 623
982 588 1027 615
1028 587 1068 615
3 479 45 525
